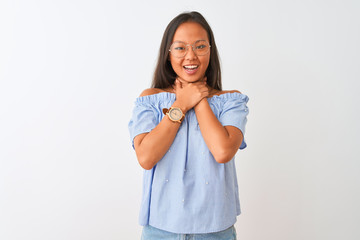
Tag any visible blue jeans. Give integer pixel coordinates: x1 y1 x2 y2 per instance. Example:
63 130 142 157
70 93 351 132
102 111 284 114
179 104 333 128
141 225 237 240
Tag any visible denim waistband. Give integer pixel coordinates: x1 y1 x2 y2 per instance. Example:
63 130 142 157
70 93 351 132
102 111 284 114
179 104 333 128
141 224 237 240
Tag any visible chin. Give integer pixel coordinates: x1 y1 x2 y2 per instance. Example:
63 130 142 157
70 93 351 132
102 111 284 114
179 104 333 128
179 74 204 83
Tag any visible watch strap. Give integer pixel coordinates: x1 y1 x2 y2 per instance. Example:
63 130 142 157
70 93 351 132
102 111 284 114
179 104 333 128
163 107 185 123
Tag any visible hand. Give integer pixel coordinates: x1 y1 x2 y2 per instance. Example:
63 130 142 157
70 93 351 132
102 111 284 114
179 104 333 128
173 77 209 113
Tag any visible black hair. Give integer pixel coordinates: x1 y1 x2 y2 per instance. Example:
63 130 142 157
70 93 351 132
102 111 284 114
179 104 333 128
151 11 222 90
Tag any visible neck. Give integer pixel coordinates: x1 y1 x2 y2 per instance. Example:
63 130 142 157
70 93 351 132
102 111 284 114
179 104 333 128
172 77 214 95
177 78 204 87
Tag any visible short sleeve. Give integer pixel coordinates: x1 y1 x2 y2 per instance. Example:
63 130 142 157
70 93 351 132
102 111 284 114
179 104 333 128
219 94 249 149
128 101 158 150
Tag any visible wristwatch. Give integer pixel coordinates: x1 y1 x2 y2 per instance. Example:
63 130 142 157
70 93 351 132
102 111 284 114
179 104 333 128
163 107 185 123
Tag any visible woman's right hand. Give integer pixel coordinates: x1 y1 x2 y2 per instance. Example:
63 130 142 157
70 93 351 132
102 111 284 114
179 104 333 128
173 77 209 113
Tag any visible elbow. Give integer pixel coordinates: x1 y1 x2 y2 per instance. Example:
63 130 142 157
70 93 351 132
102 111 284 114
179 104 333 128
137 154 156 170
134 145 156 170
139 162 154 170
214 155 233 164
138 158 155 170
213 149 236 164
135 144 162 170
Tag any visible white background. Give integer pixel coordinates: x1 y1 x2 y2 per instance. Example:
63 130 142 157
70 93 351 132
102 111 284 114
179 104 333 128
1 0 359 239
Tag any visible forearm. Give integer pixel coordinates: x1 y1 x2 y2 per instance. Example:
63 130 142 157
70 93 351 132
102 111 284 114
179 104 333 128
194 98 242 163
134 100 185 170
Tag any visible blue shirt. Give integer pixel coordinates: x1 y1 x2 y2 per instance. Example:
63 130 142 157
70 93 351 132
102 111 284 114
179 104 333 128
128 92 249 234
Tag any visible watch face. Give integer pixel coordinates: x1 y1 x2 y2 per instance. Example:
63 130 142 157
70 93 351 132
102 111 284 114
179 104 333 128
169 108 182 121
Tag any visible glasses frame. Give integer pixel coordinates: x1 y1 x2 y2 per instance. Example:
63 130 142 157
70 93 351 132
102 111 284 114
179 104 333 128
169 40 211 58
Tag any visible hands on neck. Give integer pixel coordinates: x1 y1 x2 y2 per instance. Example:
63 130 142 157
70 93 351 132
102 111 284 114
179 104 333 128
174 76 207 88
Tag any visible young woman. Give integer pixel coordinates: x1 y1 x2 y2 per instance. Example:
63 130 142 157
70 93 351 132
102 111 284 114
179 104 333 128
129 11 249 240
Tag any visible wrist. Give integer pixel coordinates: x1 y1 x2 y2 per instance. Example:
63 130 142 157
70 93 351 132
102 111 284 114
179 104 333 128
172 100 188 114
194 98 208 111
163 106 185 123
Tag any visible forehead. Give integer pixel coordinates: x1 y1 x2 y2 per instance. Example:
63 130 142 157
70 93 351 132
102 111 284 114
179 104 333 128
172 22 209 43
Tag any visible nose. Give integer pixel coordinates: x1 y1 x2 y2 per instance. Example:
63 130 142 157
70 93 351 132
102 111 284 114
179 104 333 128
185 45 197 60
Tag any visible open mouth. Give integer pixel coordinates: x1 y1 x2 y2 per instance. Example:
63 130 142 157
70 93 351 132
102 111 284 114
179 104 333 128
183 65 199 70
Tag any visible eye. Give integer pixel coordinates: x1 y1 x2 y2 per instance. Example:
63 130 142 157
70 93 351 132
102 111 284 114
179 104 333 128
196 45 206 49
174 47 185 51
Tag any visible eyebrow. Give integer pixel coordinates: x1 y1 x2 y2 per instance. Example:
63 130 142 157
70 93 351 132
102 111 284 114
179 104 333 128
172 39 208 44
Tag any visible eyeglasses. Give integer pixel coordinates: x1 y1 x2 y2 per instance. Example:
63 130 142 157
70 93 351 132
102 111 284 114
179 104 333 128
169 40 211 58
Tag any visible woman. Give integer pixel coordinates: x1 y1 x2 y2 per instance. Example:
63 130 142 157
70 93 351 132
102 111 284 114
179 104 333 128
128 11 249 239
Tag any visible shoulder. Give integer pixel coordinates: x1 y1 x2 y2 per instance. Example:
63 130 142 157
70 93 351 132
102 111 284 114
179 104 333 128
210 89 241 97
222 90 242 94
139 88 166 97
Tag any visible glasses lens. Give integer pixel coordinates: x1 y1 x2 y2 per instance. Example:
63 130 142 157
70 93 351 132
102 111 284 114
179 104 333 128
170 42 187 58
194 40 210 56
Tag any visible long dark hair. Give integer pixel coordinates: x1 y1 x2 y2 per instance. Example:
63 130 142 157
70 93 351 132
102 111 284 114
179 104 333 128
151 11 222 90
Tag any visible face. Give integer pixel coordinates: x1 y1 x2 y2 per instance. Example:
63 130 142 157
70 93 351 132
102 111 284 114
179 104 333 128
169 22 210 83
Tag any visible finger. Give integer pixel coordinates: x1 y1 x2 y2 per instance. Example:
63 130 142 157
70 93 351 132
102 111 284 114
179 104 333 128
175 78 182 89
193 81 206 86
199 84 209 91
201 89 210 95
176 76 186 83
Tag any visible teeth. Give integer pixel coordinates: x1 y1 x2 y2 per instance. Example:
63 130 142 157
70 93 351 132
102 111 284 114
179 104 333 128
184 65 198 69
